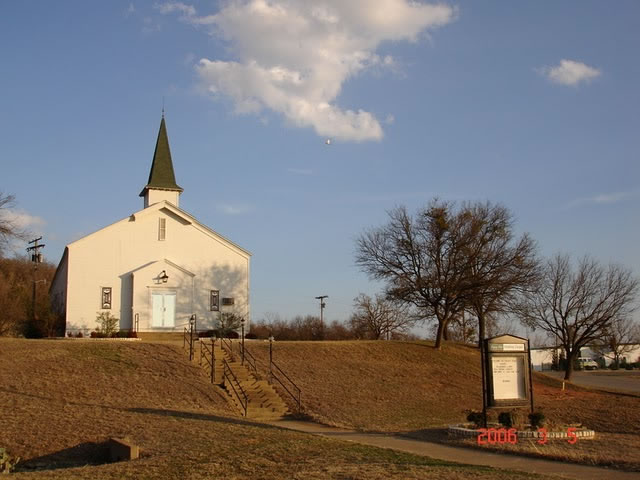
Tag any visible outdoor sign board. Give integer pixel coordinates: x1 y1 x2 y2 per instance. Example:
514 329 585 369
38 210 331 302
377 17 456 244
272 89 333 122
483 334 533 409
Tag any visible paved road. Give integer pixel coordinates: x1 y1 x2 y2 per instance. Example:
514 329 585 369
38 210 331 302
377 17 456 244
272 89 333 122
270 419 640 480
541 370 640 393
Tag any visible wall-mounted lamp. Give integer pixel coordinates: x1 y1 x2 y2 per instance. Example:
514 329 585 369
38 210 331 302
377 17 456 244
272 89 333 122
159 270 169 284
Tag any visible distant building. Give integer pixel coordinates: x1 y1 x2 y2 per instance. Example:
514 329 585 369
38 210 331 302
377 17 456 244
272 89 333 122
530 344 640 371
50 116 250 334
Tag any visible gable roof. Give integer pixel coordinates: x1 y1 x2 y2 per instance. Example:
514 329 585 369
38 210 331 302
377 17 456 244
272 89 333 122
139 116 183 196
66 200 251 259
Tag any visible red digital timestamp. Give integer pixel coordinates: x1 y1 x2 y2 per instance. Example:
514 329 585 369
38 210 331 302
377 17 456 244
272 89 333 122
476 427 578 445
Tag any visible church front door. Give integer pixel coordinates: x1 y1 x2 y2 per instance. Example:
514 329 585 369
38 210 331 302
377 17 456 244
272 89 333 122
152 292 176 328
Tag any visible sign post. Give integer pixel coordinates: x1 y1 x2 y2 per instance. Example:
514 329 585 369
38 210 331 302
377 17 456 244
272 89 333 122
482 334 534 421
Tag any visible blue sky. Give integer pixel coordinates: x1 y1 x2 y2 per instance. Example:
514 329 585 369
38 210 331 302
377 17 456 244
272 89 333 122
2 1 639 331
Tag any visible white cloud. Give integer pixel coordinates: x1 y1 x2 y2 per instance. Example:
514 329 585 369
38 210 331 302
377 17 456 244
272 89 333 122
158 0 456 142
1 210 45 230
155 1 196 17
566 189 639 209
539 59 601 86
217 204 253 215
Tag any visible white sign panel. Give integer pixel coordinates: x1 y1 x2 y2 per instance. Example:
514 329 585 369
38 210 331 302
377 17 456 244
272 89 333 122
491 356 525 400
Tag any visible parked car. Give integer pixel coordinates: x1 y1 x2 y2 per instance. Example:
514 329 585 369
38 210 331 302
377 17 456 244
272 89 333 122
578 357 599 370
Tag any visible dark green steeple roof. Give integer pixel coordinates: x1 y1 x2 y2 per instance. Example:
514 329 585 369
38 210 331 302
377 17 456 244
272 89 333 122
139 116 183 197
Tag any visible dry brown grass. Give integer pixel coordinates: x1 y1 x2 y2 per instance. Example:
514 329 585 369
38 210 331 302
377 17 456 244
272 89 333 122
244 340 640 471
0 338 557 480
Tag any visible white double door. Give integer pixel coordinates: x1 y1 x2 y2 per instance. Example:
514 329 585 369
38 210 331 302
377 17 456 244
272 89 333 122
152 292 176 328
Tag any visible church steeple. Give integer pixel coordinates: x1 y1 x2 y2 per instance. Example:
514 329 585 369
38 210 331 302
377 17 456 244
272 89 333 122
140 115 183 208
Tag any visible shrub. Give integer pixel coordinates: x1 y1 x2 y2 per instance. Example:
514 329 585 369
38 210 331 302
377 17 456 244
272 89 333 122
67 331 73 338
198 330 216 339
90 331 106 338
75 331 83 338
466 410 485 428
127 329 138 338
528 411 545 428
498 411 522 429
0 447 20 474
245 332 258 339
96 312 119 336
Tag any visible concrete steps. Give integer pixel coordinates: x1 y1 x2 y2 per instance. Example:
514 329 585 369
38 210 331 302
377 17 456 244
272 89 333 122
195 340 291 420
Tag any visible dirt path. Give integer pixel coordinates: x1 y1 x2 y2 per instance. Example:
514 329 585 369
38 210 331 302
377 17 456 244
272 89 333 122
269 419 640 480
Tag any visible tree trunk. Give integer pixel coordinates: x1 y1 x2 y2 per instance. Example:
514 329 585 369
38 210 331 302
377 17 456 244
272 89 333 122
477 311 485 348
564 350 577 381
434 321 445 349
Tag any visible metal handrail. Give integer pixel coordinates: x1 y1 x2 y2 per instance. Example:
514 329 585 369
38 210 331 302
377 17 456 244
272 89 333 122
221 337 235 361
242 344 260 378
270 360 301 413
200 338 216 383
223 359 248 417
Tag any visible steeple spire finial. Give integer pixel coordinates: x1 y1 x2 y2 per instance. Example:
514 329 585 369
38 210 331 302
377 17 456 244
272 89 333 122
139 115 183 207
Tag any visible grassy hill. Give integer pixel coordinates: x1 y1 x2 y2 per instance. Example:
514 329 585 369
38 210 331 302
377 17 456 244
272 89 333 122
0 338 561 480
245 340 640 434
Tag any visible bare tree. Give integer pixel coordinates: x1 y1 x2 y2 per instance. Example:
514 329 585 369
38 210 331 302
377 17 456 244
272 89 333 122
591 316 640 368
459 202 539 345
517 254 639 380
0 193 25 255
356 199 538 349
356 201 470 349
350 293 415 340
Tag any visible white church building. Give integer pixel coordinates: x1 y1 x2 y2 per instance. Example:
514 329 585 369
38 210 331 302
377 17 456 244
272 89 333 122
50 116 251 335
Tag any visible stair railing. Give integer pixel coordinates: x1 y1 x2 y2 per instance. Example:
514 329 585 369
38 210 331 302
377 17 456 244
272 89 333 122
200 337 216 384
223 359 248 417
221 337 235 361
269 360 302 413
242 344 261 379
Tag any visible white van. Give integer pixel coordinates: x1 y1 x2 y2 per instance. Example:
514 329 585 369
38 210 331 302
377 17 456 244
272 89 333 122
578 357 598 370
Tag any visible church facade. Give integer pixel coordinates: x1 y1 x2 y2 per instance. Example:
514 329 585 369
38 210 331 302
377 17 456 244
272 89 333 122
50 117 251 335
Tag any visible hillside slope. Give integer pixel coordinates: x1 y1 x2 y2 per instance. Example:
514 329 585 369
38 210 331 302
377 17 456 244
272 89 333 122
245 340 640 434
1 338 559 480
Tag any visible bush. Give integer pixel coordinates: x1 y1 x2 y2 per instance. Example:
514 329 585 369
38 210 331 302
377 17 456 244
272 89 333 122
75 331 83 338
0 447 20 474
127 329 137 338
528 411 545 428
96 311 119 336
466 411 485 428
90 331 106 338
198 330 216 338
498 411 522 429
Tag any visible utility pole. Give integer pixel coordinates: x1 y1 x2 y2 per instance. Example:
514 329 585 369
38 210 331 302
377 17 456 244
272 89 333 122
26 237 45 328
315 295 328 340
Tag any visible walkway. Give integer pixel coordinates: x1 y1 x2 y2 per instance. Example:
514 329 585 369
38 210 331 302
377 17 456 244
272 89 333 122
269 419 640 480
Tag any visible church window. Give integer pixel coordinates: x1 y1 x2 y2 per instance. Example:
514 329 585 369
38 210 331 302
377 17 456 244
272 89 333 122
101 287 112 309
210 290 219 311
158 218 166 241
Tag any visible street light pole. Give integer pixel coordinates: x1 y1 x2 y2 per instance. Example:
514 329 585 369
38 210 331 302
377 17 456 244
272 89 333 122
315 295 328 339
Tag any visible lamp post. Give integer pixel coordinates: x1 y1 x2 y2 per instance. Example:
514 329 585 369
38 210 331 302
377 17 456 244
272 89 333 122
268 334 274 382
189 314 196 361
240 317 246 365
